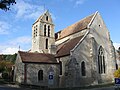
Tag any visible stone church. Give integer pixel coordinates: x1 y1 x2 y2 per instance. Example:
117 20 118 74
14 11 116 88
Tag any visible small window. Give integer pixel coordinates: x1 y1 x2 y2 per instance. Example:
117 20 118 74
34 32 35 37
44 25 46 36
46 16 48 21
48 26 50 37
36 29 37 36
38 70 43 81
46 39 48 49
60 61 62 75
99 25 101 27
81 61 86 76
55 33 58 39
116 64 118 70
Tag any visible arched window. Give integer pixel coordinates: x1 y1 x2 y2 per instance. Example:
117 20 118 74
46 16 48 21
48 25 50 37
38 70 43 81
46 39 48 49
44 25 46 36
98 46 105 74
81 61 86 76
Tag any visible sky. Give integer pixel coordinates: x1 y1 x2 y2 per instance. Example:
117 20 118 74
0 0 120 54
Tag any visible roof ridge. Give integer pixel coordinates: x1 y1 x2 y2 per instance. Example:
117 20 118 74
87 11 99 28
33 10 49 25
19 51 54 55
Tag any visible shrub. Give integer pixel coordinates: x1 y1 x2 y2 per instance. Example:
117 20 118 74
114 68 120 78
2 72 8 80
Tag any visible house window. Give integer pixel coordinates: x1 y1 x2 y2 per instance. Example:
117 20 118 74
33 25 38 37
59 61 62 75
38 70 43 81
36 28 37 36
46 39 48 49
48 25 50 37
44 25 46 36
46 16 48 21
81 61 86 76
34 29 35 38
98 46 105 74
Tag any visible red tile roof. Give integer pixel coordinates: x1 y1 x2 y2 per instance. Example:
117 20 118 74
55 14 94 40
18 51 58 64
56 36 84 57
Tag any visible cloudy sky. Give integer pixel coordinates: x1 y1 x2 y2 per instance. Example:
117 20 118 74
0 0 120 54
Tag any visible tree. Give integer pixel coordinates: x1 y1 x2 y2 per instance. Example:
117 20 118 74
0 61 6 72
0 0 16 11
114 68 120 78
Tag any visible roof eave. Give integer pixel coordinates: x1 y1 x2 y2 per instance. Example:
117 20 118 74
22 61 59 64
55 54 70 58
87 11 98 28
55 28 87 41
71 30 90 52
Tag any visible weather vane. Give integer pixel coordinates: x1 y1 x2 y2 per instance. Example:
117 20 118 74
19 45 20 51
44 4 46 12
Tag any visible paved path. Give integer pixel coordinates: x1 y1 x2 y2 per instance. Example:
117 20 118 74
0 84 36 90
82 86 117 90
0 84 119 90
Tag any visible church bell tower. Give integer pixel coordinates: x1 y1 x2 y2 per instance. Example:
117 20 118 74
31 10 55 54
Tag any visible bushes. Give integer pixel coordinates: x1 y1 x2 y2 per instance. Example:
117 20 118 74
2 72 9 80
114 68 120 78
0 61 13 81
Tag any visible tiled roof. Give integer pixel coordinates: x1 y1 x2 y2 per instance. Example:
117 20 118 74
56 36 84 57
55 14 94 40
19 51 58 64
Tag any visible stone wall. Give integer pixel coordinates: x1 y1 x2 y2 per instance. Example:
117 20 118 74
57 12 116 88
71 34 95 87
56 56 70 87
25 63 59 88
14 53 60 88
14 53 25 83
89 12 116 83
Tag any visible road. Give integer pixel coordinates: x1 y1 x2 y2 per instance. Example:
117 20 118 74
0 85 36 90
82 86 117 90
0 85 119 90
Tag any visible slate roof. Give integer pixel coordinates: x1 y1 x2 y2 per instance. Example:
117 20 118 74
56 36 84 57
55 14 94 40
19 51 58 64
